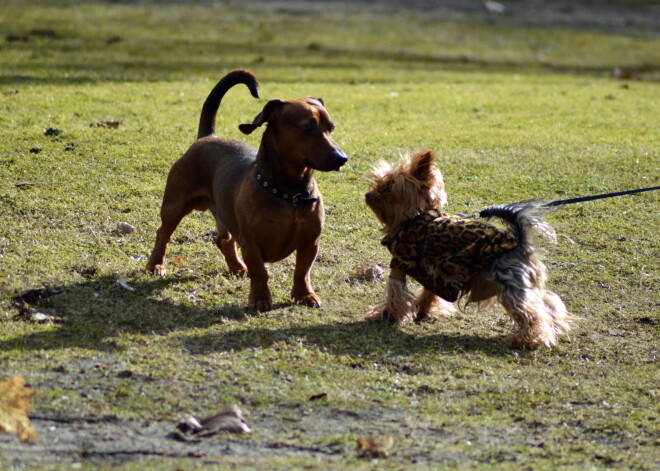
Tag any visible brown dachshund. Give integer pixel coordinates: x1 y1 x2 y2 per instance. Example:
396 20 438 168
146 69 347 310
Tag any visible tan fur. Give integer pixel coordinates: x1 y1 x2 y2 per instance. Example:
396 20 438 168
365 272 414 323
366 151 447 233
365 150 572 349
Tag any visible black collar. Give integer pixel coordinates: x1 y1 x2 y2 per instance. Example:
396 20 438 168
254 165 318 206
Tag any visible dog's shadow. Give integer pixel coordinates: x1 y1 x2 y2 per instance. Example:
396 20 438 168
2 274 513 359
2 274 244 352
177 320 513 360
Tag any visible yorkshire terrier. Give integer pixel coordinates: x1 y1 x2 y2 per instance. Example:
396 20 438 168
364 150 572 349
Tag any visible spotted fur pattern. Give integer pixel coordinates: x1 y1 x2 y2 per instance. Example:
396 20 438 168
382 209 518 302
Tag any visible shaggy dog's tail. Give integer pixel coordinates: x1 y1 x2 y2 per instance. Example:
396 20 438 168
478 199 557 247
479 200 572 348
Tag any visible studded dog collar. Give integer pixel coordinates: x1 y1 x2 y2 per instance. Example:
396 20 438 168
254 165 318 206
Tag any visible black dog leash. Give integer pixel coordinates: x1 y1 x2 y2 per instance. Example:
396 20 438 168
457 185 659 219
543 186 660 207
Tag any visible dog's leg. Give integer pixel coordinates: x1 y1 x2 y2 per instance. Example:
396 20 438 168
146 200 191 277
291 242 321 308
500 284 569 349
366 268 413 324
500 287 545 349
541 290 572 341
218 237 247 276
414 288 436 322
414 288 454 322
496 260 571 348
214 222 247 276
240 244 272 311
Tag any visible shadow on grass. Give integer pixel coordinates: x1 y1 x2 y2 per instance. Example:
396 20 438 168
2 38 659 86
2 275 513 358
2 275 244 352
176 321 513 359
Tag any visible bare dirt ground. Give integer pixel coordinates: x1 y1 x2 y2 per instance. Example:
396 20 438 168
1 1 658 469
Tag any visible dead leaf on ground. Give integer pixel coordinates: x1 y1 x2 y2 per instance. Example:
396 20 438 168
11 303 58 323
13 286 62 304
170 405 251 441
116 275 136 292
116 221 136 235
356 434 394 458
0 376 38 442
346 264 384 283
174 268 196 278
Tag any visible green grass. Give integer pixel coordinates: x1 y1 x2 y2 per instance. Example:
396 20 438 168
1 1 659 469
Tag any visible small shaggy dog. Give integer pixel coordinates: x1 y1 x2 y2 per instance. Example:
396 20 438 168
364 150 572 348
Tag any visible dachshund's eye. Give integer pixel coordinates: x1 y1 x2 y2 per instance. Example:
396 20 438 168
381 183 392 193
300 123 316 135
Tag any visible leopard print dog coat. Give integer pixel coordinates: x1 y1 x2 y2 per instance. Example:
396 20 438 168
381 209 518 302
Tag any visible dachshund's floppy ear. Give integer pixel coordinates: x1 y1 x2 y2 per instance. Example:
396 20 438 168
239 99 285 135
